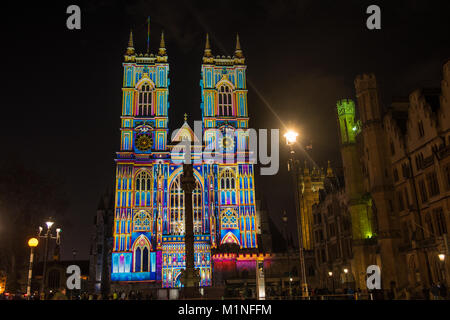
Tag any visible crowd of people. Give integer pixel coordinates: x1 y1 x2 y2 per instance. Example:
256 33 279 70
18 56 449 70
0 282 447 300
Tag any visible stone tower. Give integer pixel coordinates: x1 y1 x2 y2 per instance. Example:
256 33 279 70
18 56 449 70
354 74 408 291
298 163 327 251
336 99 375 288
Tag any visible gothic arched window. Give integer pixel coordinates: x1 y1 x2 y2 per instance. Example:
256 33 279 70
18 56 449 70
133 236 151 272
217 85 233 117
169 175 184 235
135 170 152 207
169 174 203 235
193 179 203 234
220 168 236 205
137 83 153 117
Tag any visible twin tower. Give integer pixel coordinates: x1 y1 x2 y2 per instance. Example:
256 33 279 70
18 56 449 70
111 29 261 289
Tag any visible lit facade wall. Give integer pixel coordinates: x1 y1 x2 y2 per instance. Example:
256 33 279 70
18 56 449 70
111 32 259 288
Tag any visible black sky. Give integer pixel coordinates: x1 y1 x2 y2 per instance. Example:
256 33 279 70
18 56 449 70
1 0 449 259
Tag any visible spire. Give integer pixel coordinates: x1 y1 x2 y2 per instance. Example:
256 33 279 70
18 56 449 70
184 113 188 122
204 33 212 57
234 33 243 58
326 160 334 178
126 29 135 55
158 30 166 56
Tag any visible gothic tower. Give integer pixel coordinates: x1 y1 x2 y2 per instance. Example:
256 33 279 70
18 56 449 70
354 74 408 290
111 30 170 282
200 34 258 250
336 99 375 288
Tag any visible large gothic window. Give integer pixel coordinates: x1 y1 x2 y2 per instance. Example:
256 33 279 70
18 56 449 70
220 168 236 205
135 170 152 207
169 174 203 235
137 83 153 117
217 85 233 117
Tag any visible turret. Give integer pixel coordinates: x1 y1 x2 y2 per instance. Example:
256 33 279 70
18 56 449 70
233 34 245 64
326 160 334 178
125 30 136 62
337 99 357 144
354 73 382 124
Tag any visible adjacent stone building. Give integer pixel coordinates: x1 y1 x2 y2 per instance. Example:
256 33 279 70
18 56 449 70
312 175 354 291
333 59 450 297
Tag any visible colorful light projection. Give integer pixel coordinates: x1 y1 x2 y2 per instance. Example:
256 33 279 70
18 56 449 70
111 30 259 288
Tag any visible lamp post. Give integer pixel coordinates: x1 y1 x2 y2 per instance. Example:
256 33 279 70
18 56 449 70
26 238 39 299
38 218 61 299
438 253 446 283
441 233 449 286
328 271 335 294
282 211 292 298
284 130 309 299
343 268 350 290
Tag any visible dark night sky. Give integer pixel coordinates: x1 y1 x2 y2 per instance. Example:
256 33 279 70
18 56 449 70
1 0 449 260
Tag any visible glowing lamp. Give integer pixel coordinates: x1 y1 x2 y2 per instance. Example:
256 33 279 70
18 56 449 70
438 254 445 262
46 220 54 229
328 271 333 277
282 211 288 223
284 130 299 145
28 238 39 248
343 268 348 274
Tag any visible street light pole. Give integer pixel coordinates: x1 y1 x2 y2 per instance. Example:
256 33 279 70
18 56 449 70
27 238 39 299
38 218 61 299
40 230 50 299
284 130 309 299
282 211 292 299
328 271 335 294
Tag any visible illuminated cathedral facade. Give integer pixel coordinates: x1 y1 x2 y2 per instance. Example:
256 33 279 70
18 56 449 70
111 29 260 288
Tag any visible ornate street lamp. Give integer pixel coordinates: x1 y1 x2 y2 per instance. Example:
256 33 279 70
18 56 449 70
26 238 39 298
38 218 61 299
284 129 309 299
